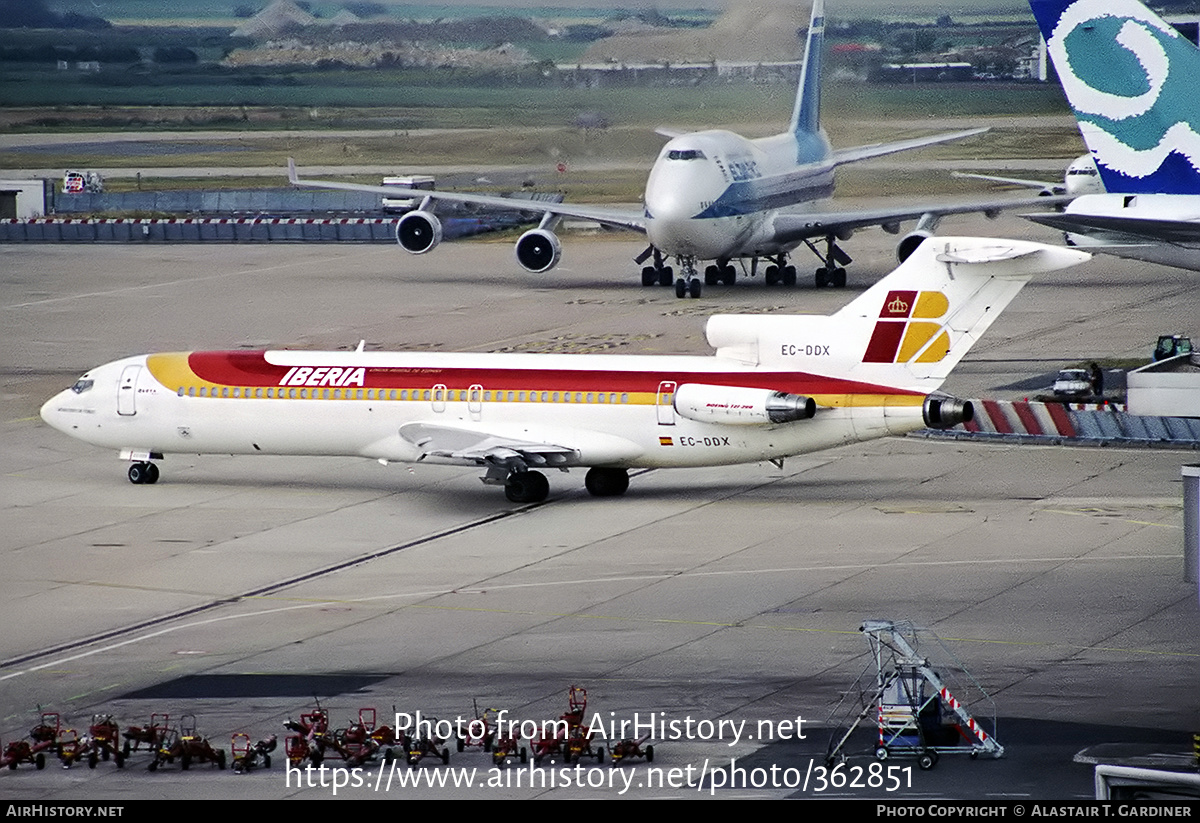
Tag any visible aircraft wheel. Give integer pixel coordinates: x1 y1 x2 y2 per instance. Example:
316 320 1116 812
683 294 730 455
721 265 736 286
584 467 629 497
782 265 797 286
674 278 687 298
688 278 702 298
833 267 847 288
704 264 719 286
144 463 160 484
505 471 549 504
658 266 674 287
641 267 656 287
814 268 828 288
128 462 148 484
765 265 779 286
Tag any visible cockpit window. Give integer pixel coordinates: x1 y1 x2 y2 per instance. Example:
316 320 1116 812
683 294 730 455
70 379 94 394
667 149 706 161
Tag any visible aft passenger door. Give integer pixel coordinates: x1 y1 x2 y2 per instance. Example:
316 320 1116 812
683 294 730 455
117 365 141 416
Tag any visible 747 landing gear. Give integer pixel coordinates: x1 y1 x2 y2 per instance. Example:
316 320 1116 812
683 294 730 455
128 462 159 485
584 467 629 497
703 263 736 287
674 259 702 299
505 470 549 504
805 235 851 288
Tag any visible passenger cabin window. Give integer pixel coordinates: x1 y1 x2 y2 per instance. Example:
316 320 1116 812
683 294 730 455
667 149 705 161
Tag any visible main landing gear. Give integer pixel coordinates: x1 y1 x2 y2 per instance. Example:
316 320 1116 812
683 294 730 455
127 461 159 485
804 235 851 288
502 468 631 503
505 470 549 504
584 467 629 497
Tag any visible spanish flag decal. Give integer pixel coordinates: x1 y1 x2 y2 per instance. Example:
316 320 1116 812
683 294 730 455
659 436 674 446
862 290 951 364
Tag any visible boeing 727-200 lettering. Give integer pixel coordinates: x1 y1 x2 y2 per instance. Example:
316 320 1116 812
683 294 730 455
287 0 1060 298
41 237 1088 503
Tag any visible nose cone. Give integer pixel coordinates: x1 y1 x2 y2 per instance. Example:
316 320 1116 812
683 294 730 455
40 391 71 433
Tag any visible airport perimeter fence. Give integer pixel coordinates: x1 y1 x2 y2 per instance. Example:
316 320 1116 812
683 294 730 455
0 215 505 243
49 189 382 215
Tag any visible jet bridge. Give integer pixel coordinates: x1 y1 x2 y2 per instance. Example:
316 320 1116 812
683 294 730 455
826 619 1003 771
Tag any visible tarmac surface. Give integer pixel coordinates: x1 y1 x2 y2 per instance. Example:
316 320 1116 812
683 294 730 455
1 213 1197 799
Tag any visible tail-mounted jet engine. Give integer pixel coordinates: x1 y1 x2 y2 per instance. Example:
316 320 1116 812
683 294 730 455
923 394 973 429
396 210 443 254
896 212 942 263
514 229 562 273
674 384 817 426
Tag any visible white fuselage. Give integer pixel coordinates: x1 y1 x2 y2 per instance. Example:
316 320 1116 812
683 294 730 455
1058 193 1200 271
39 349 923 473
643 129 835 262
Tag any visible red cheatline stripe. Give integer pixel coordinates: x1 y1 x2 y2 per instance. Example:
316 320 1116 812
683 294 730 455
1044 402 1076 437
981 400 1013 434
1011 401 1043 435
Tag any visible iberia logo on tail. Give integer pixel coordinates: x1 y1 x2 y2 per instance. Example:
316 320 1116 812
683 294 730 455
862 290 951 364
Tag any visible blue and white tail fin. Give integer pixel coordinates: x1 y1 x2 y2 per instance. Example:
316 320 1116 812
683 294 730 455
706 238 1090 393
1031 0 1200 194
789 0 825 140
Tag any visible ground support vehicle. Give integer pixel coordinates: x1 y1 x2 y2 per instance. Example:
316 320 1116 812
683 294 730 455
148 715 226 771
532 686 603 765
609 736 654 766
457 704 497 753
284 704 331 767
406 720 450 768
84 715 125 768
326 709 397 766
826 620 1003 771
491 730 527 766
231 733 276 773
1 713 60 771
123 713 171 758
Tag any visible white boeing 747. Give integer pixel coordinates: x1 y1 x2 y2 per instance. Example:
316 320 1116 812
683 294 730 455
287 0 1052 298
41 237 1088 503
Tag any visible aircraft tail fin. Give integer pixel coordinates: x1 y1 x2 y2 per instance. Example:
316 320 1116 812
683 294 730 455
1031 0 1200 194
706 238 1089 393
789 0 825 139
832 238 1090 391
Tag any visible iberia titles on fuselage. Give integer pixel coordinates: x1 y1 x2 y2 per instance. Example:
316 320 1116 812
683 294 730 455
40 238 1090 503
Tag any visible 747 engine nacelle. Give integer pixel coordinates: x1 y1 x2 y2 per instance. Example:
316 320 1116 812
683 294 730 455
396 210 443 255
514 229 562 273
674 383 817 426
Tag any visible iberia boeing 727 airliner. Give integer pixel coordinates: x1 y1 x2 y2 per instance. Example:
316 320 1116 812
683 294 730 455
40 237 1088 503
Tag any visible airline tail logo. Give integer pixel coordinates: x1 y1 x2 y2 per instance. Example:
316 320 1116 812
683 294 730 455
862 290 951 364
1035 0 1200 193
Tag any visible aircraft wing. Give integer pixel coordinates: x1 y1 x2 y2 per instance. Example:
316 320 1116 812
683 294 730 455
1024 212 1200 245
400 422 578 469
768 193 1074 248
830 127 989 167
287 159 645 233
952 171 1062 196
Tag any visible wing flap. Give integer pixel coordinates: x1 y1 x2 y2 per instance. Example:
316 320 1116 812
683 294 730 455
399 422 577 467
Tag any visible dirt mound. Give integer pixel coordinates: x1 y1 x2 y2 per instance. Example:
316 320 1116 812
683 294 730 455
580 0 810 65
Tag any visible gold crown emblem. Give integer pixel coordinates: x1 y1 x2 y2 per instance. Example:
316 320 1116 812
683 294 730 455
887 295 909 315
